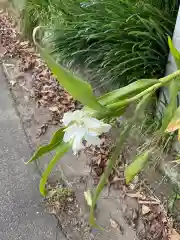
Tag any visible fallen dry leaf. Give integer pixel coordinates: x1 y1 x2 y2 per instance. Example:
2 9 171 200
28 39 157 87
129 183 136 190
9 79 16 86
110 218 124 235
36 124 48 138
142 205 151 215
126 192 145 199
138 200 160 205
170 229 180 240
49 106 59 112
0 12 76 126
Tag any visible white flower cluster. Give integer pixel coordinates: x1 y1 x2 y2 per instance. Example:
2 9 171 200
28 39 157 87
62 110 111 154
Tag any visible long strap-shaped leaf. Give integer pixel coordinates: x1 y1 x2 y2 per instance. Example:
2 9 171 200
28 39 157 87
125 150 150 184
84 79 158 118
26 128 65 163
33 27 104 112
168 36 180 70
160 80 178 132
98 79 159 106
89 92 153 228
40 142 70 196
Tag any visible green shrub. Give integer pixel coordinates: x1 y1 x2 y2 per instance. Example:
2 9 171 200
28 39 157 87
47 0 179 89
19 0 53 38
19 0 180 89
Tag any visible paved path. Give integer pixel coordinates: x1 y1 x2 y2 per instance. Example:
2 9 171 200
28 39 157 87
0 66 66 240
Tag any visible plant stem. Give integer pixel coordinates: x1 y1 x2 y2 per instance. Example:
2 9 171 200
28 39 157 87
107 70 180 111
89 93 151 227
89 125 130 227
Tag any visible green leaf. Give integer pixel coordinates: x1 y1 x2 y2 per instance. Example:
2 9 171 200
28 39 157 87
84 80 157 119
160 80 178 132
26 128 65 163
168 36 180 70
40 142 70 196
98 79 159 106
125 150 150 184
33 27 104 112
85 106 126 120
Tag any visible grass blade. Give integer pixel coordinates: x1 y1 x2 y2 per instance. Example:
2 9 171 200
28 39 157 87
40 142 70 196
168 36 180 70
160 80 178 132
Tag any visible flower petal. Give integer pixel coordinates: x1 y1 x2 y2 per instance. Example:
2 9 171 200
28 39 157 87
72 134 85 154
64 124 86 154
63 110 111 153
63 124 77 142
84 134 101 146
73 110 86 120
62 112 75 126
97 123 111 133
84 117 111 134
84 117 102 129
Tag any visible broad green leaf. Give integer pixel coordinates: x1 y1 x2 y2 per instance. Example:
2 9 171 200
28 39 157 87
160 80 178 132
168 36 180 70
33 27 104 112
40 142 70 196
166 106 180 133
26 128 65 163
85 81 156 119
125 150 150 184
98 79 159 106
40 50 103 111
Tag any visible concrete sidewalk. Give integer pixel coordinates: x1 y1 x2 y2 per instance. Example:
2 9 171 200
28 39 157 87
0 65 66 240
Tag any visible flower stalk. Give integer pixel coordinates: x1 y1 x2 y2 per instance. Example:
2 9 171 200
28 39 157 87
89 92 152 227
107 70 180 111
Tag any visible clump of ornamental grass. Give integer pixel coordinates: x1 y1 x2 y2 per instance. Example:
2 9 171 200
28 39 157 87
19 0 60 39
45 0 179 89
17 0 179 89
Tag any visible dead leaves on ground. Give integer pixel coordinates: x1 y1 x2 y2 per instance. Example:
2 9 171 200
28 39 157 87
127 191 180 240
110 218 124 235
170 229 180 240
0 12 76 128
84 134 114 183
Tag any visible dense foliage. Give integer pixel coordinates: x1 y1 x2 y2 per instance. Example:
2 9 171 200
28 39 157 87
19 0 180 88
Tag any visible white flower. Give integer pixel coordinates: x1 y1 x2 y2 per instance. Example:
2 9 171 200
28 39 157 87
62 110 111 154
